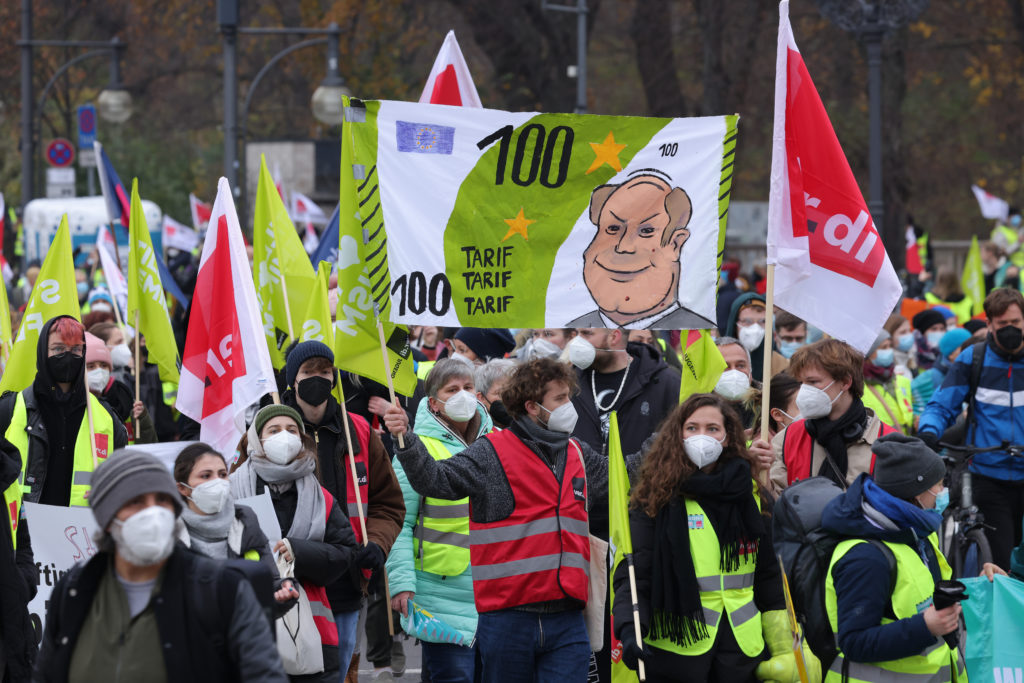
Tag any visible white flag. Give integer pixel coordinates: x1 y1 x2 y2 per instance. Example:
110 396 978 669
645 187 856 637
177 178 276 455
290 191 328 225
971 185 1009 221
96 240 128 322
162 215 201 252
419 30 482 108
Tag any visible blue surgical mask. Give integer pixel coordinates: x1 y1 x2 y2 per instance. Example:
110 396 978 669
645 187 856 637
778 340 805 359
1011 215 1022 228
934 487 949 516
896 333 914 352
77 282 90 297
926 331 945 348
873 348 895 368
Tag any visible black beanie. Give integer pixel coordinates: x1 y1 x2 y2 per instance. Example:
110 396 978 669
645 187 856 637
871 433 945 500
453 328 516 361
285 340 334 389
912 309 946 335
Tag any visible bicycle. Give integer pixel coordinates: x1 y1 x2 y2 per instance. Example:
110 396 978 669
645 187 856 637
936 441 1024 578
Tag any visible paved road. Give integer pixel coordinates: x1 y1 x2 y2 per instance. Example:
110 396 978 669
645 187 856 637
357 630 424 681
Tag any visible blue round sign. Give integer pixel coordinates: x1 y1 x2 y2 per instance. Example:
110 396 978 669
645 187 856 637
46 138 75 167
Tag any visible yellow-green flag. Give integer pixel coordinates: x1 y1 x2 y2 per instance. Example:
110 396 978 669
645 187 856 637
679 329 727 403
608 411 640 682
126 179 180 383
0 267 12 366
300 261 334 346
253 154 316 369
0 217 79 392
335 97 416 396
961 235 985 317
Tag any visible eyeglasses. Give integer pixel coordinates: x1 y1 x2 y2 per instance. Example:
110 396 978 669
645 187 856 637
49 344 85 355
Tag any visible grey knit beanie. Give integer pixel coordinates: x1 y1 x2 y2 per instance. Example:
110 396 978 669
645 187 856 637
871 433 945 500
89 449 183 531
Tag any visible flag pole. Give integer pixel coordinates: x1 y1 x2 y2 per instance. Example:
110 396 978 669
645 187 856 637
758 264 776 491
625 553 647 681
372 312 405 451
133 310 141 401
84 359 99 469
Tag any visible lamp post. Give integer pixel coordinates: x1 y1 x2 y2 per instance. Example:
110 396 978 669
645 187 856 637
817 0 928 262
542 0 589 114
18 0 133 207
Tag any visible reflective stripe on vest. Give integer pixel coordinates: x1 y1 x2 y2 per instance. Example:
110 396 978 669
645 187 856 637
415 436 470 576
9 390 115 507
826 537 956 683
469 430 589 612
646 488 763 657
305 486 339 646
344 414 372 545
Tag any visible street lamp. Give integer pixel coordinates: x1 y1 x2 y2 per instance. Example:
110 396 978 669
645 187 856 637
311 29 349 126
817 0 928 262
97 38 132 124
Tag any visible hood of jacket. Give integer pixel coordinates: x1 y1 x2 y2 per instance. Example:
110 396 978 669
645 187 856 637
33 314 87 406
414 394 492 453
821 474 920 546
725 292 765 338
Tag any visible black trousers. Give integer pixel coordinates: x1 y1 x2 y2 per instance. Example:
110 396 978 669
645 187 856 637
642 620 764 683
973 474 1024 570
365 585 405 667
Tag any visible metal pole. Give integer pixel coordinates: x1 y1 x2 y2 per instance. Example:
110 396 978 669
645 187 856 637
576 0 587 114
222 21 238 198
20 0 33 208
866 30 885 241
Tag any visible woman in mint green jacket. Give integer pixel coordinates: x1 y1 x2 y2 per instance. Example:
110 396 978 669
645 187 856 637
386 359 493 682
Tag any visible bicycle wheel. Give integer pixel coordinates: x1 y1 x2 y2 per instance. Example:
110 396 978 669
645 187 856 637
955 528 993 579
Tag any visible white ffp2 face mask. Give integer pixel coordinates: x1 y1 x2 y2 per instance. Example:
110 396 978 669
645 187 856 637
440 390 478 422
110 506 176 567
529 338 562 360
110 343 133 369
87 368 110 392
262 431 303 465
539 401 579 434
738 324 765 352
566 336 597 370
684 434 724 469
182 478 231 515
714 369 750 401
795 380 841 420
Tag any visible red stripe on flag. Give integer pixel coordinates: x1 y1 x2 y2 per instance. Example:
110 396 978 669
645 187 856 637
429 64 463 106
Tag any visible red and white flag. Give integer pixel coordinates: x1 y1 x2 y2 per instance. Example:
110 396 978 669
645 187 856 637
971 184 1009 221
162 215 201 252
96 238 129 321
767 0 901 354
189 193 213 233
177 178 276 455
419 30 482 107
291 191 328 224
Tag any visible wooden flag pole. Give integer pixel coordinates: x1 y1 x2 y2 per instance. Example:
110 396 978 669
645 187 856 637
626 554 647 681
134 310 141 401
374 318 405 450
758 264 776 492
84 361 99 469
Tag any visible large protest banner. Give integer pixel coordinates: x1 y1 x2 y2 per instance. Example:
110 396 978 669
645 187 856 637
346 100 736 330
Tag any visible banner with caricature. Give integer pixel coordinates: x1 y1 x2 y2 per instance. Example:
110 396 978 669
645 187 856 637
345 100 736 330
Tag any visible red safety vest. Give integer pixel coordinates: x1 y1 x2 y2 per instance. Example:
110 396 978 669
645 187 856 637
305 487 339 646
345 414 372 544
782 418 894 486
469 429 590 613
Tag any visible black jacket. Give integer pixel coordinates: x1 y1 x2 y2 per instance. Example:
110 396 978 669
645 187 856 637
0 442 37 682
34 547 285 683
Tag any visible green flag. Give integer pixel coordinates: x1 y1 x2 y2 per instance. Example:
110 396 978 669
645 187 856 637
0 217 79 392
335 97 416 396
0 263 12 365
253 155 316 369
679 329 727 403
300 261 334 346
126 179 180 383
961 235 985 317
608 411 640 682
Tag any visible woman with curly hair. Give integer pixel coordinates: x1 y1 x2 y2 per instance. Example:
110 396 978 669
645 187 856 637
612 393 819 683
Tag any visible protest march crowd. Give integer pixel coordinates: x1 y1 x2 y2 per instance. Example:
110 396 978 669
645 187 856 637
5 4 1024 683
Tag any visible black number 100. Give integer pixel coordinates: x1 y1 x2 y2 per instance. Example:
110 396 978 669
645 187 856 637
477 124 574 188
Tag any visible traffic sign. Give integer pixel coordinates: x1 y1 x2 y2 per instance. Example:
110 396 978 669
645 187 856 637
46 167 76 198
45 138 75 168
78 104 97 167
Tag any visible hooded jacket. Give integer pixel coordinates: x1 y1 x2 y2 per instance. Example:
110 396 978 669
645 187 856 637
0 441 37 681
0 315 128 506
386 399 492 645
725 292 789 380
820 475 943 663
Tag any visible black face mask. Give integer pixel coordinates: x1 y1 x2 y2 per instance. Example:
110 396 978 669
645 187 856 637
297 376 333 406
996 325 1024 352
488 399 513 429
47 352 84 384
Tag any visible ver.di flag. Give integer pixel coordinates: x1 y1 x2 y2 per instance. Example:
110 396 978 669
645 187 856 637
0 218 79 392
971 184 1009 222
177 178 276 455
127 179 180 383
961 236 985 318
766 0 901 355
347 98 736 330
336 99 416 396
679 329 727 403
419 30 482 108
253 155 317 369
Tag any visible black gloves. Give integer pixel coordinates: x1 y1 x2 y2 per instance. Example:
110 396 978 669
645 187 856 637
617 627 647 672
918 431 940 452
356 541 385 570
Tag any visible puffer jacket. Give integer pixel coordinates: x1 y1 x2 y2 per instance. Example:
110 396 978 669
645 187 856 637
385 399 492 645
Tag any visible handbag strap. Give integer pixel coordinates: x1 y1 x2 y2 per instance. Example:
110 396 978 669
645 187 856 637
866 383 905 434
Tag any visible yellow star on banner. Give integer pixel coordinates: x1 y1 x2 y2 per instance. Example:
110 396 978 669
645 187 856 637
586 131 627 175
502 207 535 242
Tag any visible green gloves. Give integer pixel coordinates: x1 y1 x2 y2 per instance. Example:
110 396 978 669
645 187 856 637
755 610 822 683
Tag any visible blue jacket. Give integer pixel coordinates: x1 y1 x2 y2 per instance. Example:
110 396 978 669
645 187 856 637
821 475 941 663
385 398 492 645
918 338 1024 481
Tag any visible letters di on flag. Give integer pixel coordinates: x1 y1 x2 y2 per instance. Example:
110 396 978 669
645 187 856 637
347 99 736 330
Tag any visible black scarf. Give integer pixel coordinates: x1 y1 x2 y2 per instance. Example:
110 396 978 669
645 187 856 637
649 457 764 646
804 398 868 487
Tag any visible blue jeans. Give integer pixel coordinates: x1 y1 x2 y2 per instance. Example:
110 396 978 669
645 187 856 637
475 609 590 683
334 609 360 677
421 641 481 683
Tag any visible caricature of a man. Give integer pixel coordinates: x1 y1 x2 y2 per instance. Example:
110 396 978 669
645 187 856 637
567 171 714 329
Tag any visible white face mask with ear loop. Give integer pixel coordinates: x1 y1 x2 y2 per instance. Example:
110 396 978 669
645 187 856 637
795 380 842 420
262 431 303 465
439 390 478 422
538 401 579 433
684 434 724 469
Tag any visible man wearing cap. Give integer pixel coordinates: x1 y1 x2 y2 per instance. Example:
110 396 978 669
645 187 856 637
820 433 964 683
35 449 286 682
282 340 405 679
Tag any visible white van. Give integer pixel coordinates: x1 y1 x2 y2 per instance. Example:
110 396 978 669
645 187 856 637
22 196 162 265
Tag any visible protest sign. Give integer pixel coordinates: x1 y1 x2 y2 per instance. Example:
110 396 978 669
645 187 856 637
347 99 736 330
236 491 282 546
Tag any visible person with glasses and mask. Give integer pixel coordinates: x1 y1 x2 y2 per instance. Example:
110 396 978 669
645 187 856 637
919 287 1024 571
770 340 897 492
0 315 127 508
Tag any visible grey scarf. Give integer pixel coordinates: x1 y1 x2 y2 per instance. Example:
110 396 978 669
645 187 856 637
179 502 235 559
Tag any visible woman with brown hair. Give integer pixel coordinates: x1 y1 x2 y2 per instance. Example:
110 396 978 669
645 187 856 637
612 394 818 683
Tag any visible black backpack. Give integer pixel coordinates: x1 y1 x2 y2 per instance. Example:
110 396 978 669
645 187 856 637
773 477 896 669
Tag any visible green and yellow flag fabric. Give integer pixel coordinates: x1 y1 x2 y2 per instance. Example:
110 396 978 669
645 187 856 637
0 262 12 367
300 261 334 346
679 329 727 403
608 411 639 683
335 98 416 396
127 179 180 383
0 217 79 392
961 235 985 317
253 155 316 369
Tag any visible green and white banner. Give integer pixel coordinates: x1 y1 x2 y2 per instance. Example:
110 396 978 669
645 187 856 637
347 100 736 330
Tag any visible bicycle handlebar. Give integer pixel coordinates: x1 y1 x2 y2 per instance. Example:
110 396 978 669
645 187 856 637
937 440 1024 457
